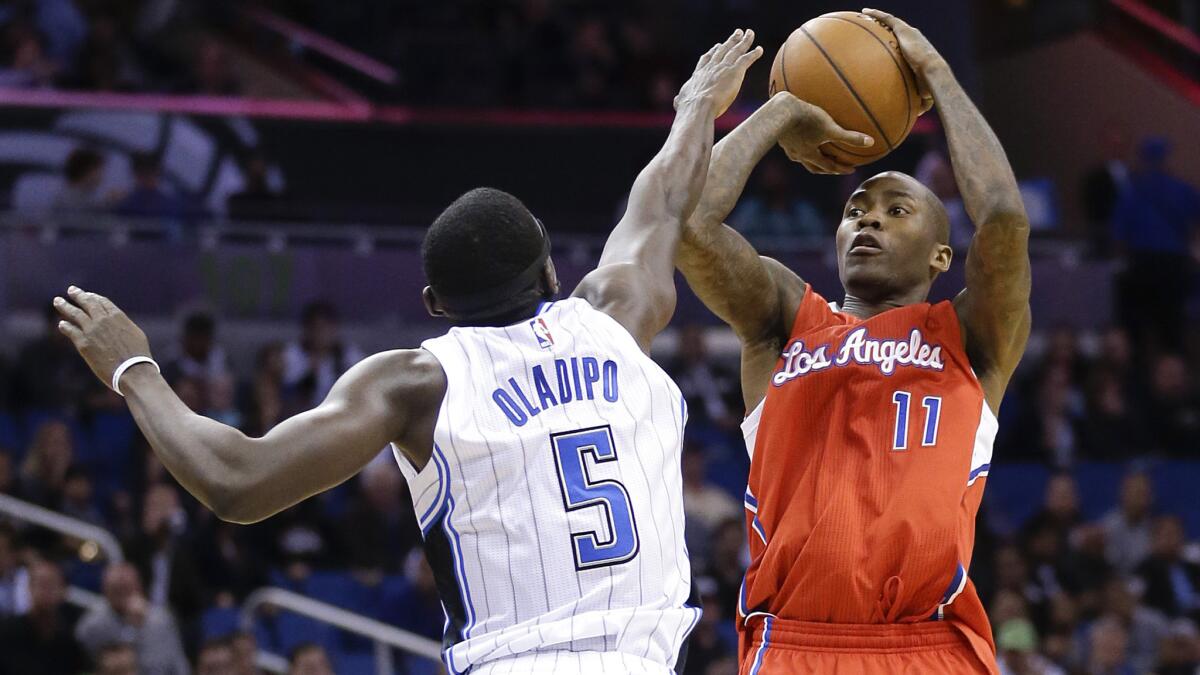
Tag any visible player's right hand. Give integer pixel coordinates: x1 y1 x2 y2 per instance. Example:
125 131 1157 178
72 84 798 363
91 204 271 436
54 286 155 392
774 92 874 175
674 29 763 118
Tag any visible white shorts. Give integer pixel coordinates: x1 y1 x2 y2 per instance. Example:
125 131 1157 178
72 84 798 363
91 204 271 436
466 651 673 674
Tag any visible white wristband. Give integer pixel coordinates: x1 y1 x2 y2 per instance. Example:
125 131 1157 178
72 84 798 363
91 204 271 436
111 356 160 397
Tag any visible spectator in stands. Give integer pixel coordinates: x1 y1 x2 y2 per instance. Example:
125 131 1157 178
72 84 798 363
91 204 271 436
230 630 261 675
914 133 972 251
95 642 140 675
681 585 733 675
1084 615 1137 675
1080 120 1131 259
126 483 204 638
342 459 419 573
0 559 89 675
282 301 363 408
20 419 74 507
185 39 240 96
0 22 56 88
1081 367 1146 460
192 518 267 604
196 636 237 675
995 618 1065 675
1102 472 1156 575
60 465 105 528
385 551 443 642
1136 516 1200 621
681 443 739 563
1112 136 1200 353
1146 354 1199 456
0 451 14 498
264 499 338 582
114 153 193 225
993 545 1051 631
1008 366 1081 466
1022 521 1069 615
163 312 230 387
287 642 334 675
0 524 28 617
1155 618 1200 675
1061 524 1113 611
226 154 285 221
71 12 146 92
1023 473 1081 552
696 517 747 622
241 342 285 436
206 374 242 428
1098 575 1169 675
52 147 111 212
665 324 740 433
10 301 95 412
75 561 190 675
728 156 825 246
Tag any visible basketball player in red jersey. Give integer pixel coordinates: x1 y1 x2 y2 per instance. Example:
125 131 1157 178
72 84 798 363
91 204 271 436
677 9 1030 675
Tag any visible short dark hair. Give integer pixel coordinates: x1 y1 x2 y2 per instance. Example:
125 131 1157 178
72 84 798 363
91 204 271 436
63 148 103 183
131 153 159 177
300 300 337 326
183 312 215 337
421 187 548 319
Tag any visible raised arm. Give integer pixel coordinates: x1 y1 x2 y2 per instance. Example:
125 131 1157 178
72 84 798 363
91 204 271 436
866 9 1031 409
54 287 445 524
678 92 873 346
573 29 762 352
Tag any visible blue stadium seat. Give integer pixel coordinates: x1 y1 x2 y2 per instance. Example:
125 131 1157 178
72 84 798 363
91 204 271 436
272 611 338 655
0 411 20 455
334 651 375 674
201 606 241 640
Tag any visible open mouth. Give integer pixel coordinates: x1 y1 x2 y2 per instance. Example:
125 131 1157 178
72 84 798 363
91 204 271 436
849 232 883 256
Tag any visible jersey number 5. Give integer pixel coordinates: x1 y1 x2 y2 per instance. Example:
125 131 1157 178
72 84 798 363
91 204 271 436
891 391 942 450
551 426 640 570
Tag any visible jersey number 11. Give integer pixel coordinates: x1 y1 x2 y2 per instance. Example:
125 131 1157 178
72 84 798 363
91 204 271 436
891 391 942 451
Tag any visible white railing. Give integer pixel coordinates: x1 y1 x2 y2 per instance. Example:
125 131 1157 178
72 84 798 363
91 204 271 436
241 586 443 675
0 492 124 563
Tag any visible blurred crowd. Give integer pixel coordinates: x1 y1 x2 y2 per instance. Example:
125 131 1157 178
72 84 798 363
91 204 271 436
0 280 1194 674
0 0 242 94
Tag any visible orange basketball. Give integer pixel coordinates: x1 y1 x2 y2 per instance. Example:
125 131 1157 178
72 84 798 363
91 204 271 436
769 11 923 166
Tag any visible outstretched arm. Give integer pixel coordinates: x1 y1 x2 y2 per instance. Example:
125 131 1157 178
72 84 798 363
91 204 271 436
678 92 873 346
866 9 1031 410
54 287 444 524
574 30 762 352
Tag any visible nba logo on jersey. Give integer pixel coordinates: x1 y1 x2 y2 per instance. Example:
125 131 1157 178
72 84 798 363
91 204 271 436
531 317 555 350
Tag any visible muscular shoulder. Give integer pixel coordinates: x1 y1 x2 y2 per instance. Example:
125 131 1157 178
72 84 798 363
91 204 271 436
357 349 447 410
573 263 673 352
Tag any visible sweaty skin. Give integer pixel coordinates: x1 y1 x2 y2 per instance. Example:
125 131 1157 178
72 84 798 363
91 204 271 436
677 9 1030 416
54 30 772 525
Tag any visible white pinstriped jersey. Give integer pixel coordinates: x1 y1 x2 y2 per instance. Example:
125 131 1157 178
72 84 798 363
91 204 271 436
394 297 699 674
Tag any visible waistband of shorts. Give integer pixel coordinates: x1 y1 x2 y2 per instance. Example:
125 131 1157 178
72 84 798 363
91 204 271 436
745 616 970 654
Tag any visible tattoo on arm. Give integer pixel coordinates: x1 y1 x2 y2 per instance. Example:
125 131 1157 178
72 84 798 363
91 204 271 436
678 93 808 345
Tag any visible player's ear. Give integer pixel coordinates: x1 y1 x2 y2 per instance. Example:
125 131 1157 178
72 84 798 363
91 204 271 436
542 258 560 298
422 287 447 318
930 243 952 274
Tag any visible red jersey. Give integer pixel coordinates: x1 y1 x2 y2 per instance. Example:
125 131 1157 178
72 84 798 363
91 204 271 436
738 288 998 669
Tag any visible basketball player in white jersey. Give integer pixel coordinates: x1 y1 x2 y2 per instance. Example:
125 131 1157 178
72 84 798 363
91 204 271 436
53 30 864 674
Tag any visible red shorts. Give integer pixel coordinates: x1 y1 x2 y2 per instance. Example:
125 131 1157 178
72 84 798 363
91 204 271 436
738 617 998 675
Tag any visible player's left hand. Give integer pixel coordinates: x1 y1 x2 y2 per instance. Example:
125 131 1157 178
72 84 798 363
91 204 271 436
862 8 938 113
675 28 764 118
54 286 154 392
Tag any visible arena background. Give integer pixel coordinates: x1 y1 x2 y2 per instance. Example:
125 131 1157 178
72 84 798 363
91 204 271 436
0 0 1199 673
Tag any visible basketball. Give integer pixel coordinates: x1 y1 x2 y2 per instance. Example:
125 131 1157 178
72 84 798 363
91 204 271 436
769 11 924 166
